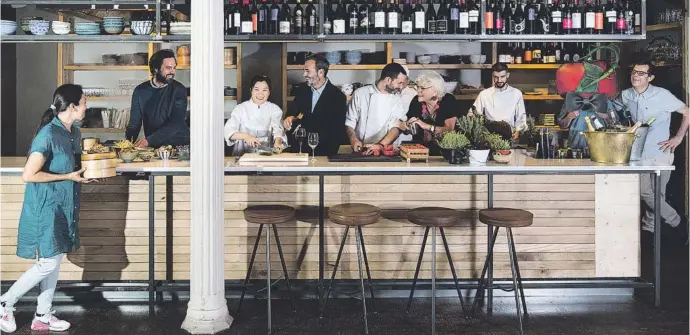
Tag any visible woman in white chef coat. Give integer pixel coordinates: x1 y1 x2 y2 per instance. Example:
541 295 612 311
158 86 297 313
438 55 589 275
224 75 287 156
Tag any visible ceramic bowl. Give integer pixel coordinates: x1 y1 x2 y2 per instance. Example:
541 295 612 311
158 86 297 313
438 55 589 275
469 55 482 64
479 55 487 63
29 20 49 35
429 54 440 64
118 151 138 163
417 55 432 65
138 151 155 162
443 81 458 94
157 149 172 160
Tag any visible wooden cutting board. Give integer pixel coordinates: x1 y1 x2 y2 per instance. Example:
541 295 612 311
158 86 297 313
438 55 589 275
238 153 309 163
81 152 117 161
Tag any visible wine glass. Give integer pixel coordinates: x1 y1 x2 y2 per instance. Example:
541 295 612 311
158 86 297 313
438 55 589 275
308 132 319 160
295 127 306 154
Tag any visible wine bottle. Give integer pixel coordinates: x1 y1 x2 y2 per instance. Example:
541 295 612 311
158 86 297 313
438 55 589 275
279 0 292 34
359 0 372 33
633 0 640 31
468 0 480 34
524 42 533 63
525 0 537 34
514 42 524 63
513 0 525 34
584 0 595 34
501 0 513 34
449 0 460 33
258 0 269 34
562 42 571 62
561 0 572 34
374 0 387 34
401 0 413 33
594 0 604 34
250 0 259 34
555 42 562 62
551 0 562 34
232 0 242 35
458 0 470 34
414 0 425 33
584 115 596 132
437 0 449 33
305 0 318 34
623 0 633 34
532 42 543 63
571 0 582 34
604 0 616 34
538 0 552 34
293 0 304 33
426 0 437 33
269 0 280 34
485 0 495 34
388 0 401 33
348 0 359 33
241 0 254 34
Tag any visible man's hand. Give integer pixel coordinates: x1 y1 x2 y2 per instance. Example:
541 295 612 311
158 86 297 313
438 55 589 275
512 130 520 140
134 138 149 148
351 138 363 152
567 111 580 119
364 143 383 156
659 136 683 153
245 136 261 148
282 116 295 130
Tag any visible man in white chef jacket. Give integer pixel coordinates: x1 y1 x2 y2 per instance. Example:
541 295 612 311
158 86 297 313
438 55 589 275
470 62 527 140
345 63 409 154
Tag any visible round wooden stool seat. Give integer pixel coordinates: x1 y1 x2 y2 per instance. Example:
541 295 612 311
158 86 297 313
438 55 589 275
407 207 462 227
328 203 381 226
244 205 296 224
478 208 533 228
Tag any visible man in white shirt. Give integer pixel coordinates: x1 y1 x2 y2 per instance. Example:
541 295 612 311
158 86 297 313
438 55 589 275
345 63 408 154
471 62 527 139
399 65 417 113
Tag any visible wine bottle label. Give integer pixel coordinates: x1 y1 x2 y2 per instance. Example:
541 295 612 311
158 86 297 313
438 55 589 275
498 54 506 62
350 17 359 27
334 19 346 33
360 14 369 27
595 12 603 29
524 51 532 62
555 49 561 61
605 10 616 21
468 10 479 22
279 20 290 33
252 14 258 30
585 12 595 28
485 12 494 29
427 20 436 32
540 18 550 33
562 17 572 29
259 10 265 22
271 9 279 21
616 17 625 30
459 12 470 27
572 53 580 62
309 14 315 26
234 13 241 27
415 12 425 28
563 54 570 62
437 19 447 32
402 20 413 32
450 8 459 20
634 13 640 26
242 21 253 33
514 18 525 32
528 8 535 20
375 11 385 27
515 56 523 64
507 55 513 63
572 12 581 28
495 17 503 29
324 20 332 34
532 49 541 59
388 12 399 28
295 11 303 27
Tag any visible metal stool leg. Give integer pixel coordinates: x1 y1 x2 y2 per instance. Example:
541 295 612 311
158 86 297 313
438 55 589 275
355 226 370 335
431 226 437 335
506 228 524 335
406 227 430 313
440 227 468 315
237 224 264 315
272 224 296 312
508 228 528 318
471 226 500 317
321 226 350 316
357 226 376 310
266 223 272 334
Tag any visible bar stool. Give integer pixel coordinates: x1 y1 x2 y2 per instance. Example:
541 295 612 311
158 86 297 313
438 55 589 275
471 208 532 335
406 207 468 334
321 203 380 335
238 205 297 334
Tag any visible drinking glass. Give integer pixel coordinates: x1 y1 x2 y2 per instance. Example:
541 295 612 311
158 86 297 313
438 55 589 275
295 127 306 154
308 132 319 161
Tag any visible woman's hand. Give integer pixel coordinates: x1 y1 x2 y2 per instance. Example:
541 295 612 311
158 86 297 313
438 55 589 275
412 119 432 131
245 136 261 148
68 167 94 183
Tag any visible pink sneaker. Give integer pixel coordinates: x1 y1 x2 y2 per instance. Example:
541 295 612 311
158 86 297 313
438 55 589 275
0 303 17 333
30 310 71 332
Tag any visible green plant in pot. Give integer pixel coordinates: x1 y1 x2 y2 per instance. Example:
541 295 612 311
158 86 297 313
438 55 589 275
438 131 470 164
486 133 512 155
456 115 492 164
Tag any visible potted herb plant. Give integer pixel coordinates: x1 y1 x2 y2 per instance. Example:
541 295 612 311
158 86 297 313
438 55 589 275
487 133 512 163
438 131 470 164
455 115 491 164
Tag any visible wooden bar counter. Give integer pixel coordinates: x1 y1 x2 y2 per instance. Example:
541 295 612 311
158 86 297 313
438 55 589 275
0 154 671 285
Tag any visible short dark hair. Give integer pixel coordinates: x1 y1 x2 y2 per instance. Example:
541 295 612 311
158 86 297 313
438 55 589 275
491 62 509 73
250 74 272 92
631 59 656 76
149 49 176 75
306 54 330 76
379 63 407 81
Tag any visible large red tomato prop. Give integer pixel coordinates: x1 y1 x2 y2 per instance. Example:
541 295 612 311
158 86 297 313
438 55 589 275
556 57 617 98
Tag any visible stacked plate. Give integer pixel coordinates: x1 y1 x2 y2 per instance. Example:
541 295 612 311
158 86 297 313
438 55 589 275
28 20 49 36
0 20 17 35
103 16 124 35
20 16 41 34
51 21 70 35
75 22 101 35
169 22 191 35
131 20 153 35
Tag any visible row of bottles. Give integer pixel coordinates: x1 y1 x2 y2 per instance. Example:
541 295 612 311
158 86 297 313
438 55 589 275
223 0 641 35
496 42 596 64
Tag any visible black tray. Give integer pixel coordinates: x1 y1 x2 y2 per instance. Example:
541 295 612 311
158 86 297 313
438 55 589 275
328 153 402 162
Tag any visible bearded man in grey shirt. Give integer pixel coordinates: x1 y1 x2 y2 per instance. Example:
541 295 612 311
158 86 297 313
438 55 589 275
612 60 689 236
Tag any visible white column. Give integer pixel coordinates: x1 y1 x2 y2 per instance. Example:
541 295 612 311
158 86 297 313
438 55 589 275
180 0 233 333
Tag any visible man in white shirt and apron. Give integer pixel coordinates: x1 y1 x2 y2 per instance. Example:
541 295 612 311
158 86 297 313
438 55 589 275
345 63 409 154
470 62 527 140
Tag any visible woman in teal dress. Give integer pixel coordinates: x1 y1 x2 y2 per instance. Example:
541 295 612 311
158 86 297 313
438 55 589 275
557 92 612 150
0 84 93 333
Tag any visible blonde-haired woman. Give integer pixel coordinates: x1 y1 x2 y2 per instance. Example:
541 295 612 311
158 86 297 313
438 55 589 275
406 71 463 154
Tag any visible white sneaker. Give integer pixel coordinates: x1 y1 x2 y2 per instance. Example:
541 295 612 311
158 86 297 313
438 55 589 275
0 302 17 333
30 310 71 332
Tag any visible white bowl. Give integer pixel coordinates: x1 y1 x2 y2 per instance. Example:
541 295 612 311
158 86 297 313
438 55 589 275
469 55 482 64
479 55 487 63
417 55 432 65
443 81 458 94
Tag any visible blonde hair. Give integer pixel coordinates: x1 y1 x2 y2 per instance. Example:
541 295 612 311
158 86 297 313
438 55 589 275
415 71 445 100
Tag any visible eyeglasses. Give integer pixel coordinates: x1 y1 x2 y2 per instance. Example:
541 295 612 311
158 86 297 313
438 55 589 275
417 86 432 91
631 70 650 77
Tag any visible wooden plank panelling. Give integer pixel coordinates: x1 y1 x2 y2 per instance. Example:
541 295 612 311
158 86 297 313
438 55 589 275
0 174 636 282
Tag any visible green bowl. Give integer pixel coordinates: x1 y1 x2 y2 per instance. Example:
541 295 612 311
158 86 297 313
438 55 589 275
118 151 138 163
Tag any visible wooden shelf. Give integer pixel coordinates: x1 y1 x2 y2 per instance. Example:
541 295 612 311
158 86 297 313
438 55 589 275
86 96 131 101
80 128 125 133
508 64 561 69
455 94 562 100
177 64 238 69
637 22 682 32
286 64 386 70
187 96 237 100
405 64 491 70
63 64 148 71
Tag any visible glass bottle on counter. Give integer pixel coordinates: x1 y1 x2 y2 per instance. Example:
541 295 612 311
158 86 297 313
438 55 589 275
388 0 402 33
401 0 413 33
293 0 304 33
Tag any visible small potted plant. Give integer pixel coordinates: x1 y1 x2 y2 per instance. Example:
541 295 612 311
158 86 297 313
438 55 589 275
456 115 491 164
487 133 512 163
438 131 470 164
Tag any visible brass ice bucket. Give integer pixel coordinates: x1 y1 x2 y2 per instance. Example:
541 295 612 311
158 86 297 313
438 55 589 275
582 131 635 164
